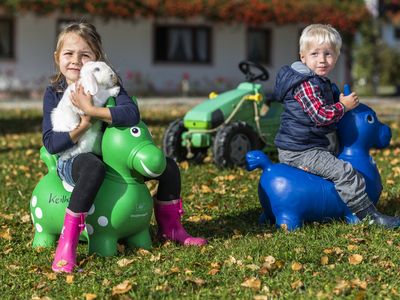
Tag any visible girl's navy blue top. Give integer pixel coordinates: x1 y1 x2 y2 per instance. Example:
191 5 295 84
42 80 141 155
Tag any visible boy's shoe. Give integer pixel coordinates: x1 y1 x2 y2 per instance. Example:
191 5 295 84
356 204 400 229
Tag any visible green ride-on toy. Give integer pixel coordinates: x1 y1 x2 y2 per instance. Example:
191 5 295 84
162 61 283 169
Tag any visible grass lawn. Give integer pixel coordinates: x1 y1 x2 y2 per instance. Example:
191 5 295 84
1 103 400 299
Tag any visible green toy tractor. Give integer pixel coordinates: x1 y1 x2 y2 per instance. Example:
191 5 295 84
162 61 283 169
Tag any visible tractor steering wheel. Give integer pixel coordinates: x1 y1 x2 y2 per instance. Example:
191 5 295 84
238 61 269 82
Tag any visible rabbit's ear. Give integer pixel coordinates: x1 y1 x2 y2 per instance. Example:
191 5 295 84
81 72 98 95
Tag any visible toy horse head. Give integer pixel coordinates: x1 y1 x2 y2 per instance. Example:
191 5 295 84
102 121 166 181
337 103 391 153
101 97 166 181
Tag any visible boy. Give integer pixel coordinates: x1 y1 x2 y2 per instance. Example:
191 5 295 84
274 24 400 228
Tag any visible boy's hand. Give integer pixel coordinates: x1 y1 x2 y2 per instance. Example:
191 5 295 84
70 83 94 115
339 92 359 111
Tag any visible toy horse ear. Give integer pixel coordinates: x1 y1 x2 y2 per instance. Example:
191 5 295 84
81 72 98 95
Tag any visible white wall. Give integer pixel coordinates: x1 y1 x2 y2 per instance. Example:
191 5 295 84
0 13 347 96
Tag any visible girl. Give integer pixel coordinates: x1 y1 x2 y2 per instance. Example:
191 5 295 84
42 22 206 273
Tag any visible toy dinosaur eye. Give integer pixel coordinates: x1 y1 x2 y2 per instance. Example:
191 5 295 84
130 127 141 137
366 114 375 124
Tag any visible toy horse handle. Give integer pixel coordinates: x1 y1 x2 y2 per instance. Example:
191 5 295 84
40 146 58 173
343 84 351 96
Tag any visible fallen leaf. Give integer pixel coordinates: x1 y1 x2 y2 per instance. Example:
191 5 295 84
84 294 97 300
44 272 57 280
291 280 304 290
201 185 213 193
241 277 261 291
0 213 13 220
263 255 276 270
112 280 133 295
291 262 303 271
117 258 135 267
0 228 12 240
321 256 329 265
186 277 205 286
137 248 151 256
169 266 180 274
246 264 260 271
208 268 220 275
21 214 31 223
351 278 368 290
347 244 359 251
150 253 161 262
66 275 74 284
334 280 350 295
348 254 363 265
179 161 189 170
102 279 110 286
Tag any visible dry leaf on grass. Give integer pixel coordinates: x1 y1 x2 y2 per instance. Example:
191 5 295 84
201 185 213 193
334 280 350 295
185 277 205 286
291 262 303 271
347 244 359 251
117 258 135 267
66 275 74 284
241 277 261 291
112 280 133 295
208 268 220 275
0 228 12 240
321 256 329 265
84 294 97 300
0 213 13 220
44 272 57 281
348 254 363 265
136 248 151 256
291 280 304 290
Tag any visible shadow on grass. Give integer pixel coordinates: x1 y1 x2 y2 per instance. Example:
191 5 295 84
0 117 42 134
182 207 274 241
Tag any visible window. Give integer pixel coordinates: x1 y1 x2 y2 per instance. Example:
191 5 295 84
154 26 211 63
0 18 14 59
394 27 400 40
247 28 271 64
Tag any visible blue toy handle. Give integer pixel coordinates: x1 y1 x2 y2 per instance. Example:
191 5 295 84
344 84 351 96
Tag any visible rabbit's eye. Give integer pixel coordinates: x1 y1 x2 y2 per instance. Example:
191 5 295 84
130 127 141 137
93 67 100 72
366 115 375 124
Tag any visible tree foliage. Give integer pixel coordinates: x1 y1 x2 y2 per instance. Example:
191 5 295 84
0 0 370 33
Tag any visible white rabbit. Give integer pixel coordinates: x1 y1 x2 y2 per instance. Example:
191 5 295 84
51 61 120 160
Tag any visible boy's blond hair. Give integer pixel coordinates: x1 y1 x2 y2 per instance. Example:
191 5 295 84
299 24 342 57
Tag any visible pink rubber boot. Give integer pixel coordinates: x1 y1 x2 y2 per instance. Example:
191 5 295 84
154 198 207 246
52 209 86 273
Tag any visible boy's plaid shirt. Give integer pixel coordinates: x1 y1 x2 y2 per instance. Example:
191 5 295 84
293 80 345 126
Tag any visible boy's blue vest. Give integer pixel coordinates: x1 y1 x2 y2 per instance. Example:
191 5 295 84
274 64 339 151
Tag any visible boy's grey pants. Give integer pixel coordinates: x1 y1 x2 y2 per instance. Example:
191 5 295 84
278 148 372 214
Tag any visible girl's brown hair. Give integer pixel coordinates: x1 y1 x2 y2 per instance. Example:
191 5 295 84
52 22 109 86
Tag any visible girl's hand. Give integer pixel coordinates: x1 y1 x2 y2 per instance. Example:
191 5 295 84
80 113 92 127
70 83 94 115
339 92 359 111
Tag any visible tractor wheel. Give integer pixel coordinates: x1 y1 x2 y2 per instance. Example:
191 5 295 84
213 122 261 168
162 118 207 164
